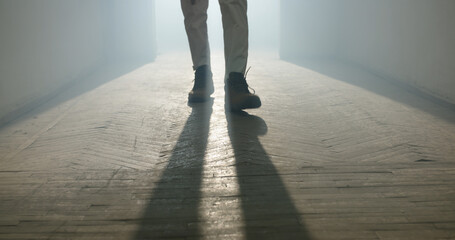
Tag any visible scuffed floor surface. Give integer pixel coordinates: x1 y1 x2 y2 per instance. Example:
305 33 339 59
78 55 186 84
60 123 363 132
1 52 455 240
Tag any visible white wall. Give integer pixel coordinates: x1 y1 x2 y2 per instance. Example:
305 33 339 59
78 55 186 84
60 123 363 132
280 0 341 58
108 0 156 62
281 0 455 104
0 0 156 125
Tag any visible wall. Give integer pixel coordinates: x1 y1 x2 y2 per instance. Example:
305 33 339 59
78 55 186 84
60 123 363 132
0 0 156 125
108 0 156 62
280 0 455 104
280 0 341 59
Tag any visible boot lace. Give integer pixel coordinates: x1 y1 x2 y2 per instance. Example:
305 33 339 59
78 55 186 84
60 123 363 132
244 66 256 94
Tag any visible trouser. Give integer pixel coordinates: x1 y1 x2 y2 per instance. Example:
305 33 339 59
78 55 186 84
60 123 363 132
181 0 249 75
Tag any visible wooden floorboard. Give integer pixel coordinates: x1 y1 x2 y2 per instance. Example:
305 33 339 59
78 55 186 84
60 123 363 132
1 51 455 239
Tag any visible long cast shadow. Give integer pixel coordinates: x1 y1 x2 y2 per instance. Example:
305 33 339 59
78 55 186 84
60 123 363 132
0 62 149 128
226 110 311 239
135 100 213 239
281 57 455 123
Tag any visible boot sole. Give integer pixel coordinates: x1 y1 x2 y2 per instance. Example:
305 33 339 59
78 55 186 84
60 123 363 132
226 96 262 111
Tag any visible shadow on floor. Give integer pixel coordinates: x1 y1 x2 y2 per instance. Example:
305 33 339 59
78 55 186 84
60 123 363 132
0 61 149 128
282 57 455 123
135 100 310 239
226 110 311 240
135 100 213 239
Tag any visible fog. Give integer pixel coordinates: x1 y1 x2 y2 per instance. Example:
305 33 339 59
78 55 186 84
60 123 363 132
0 0 157 124
280 0 455 105
2 0 455 125
155 0 279 53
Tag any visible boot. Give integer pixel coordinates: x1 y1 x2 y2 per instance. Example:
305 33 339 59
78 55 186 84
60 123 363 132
225 72 261 111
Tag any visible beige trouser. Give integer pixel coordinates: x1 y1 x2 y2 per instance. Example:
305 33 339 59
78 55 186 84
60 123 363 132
181 0 248 75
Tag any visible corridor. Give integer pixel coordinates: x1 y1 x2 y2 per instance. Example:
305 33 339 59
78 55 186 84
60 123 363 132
1 51 455 239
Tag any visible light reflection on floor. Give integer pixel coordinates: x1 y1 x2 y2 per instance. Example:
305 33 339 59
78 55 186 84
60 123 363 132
198 70 246 238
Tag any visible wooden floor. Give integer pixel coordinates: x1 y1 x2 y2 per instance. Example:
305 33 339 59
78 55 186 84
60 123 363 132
1 52 455 240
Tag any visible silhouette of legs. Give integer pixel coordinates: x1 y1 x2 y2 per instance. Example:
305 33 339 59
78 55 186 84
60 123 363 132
226 111 311 239
135 101 213 239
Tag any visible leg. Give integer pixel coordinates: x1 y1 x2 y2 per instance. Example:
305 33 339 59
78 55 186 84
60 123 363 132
219 0 248 76
182 0 213 102
219 0 260 111
181 0 211 70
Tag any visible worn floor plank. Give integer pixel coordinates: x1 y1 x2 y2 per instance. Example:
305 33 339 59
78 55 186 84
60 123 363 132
1 51 455 240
